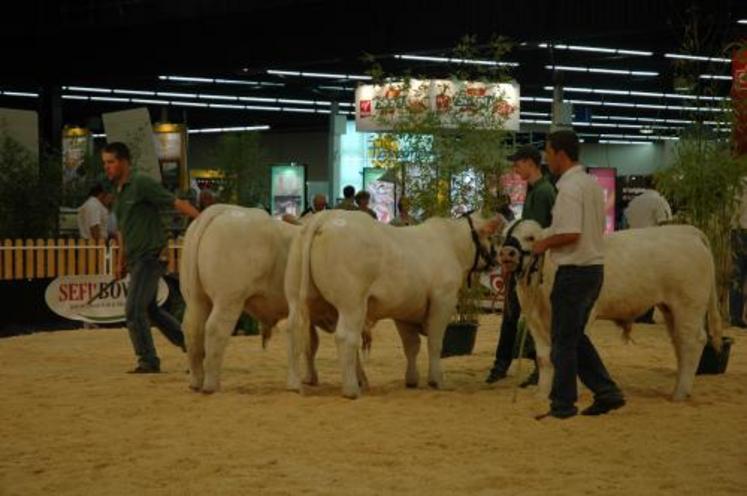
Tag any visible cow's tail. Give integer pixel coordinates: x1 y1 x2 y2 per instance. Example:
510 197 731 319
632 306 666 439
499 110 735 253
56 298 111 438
179 204 234 302
691 226 723 351
290 211 327 360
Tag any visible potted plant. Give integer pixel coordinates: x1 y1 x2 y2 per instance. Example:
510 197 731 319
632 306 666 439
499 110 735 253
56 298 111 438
367 36 516 356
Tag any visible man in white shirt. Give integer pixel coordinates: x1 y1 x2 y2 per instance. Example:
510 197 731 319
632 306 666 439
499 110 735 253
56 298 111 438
77 183 111 240
624 178 672 228
532 130 625 420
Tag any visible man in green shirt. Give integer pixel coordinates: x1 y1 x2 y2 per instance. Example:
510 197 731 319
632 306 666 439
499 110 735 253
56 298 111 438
103 142 200 374
487 145 556 386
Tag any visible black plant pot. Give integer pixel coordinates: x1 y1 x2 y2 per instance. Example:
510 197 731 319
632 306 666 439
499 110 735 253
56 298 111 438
696 336 734 375
441 321 478 358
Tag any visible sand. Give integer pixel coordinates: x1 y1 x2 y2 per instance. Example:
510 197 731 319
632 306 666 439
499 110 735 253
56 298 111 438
0 316 745 495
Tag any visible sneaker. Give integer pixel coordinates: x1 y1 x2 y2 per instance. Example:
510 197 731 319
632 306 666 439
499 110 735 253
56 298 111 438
485 369 508 384
127 365 161 374
581 397 626 416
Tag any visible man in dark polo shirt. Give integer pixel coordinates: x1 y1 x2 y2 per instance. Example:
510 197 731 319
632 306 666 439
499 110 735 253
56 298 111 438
103 142 200 374
486 145 556 386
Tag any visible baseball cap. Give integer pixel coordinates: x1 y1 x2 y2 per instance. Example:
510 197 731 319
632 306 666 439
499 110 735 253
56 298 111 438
507 145 541 164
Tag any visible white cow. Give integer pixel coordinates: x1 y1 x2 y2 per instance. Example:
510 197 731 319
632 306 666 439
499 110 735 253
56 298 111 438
499 221 723 401
180 205 367 394
180 205 300 393
285 209 505 398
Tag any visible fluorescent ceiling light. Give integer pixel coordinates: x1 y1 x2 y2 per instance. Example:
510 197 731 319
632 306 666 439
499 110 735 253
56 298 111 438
188 125 270 134
159 75 214 83
244 105 282 111
283 107 317 113
170 101 209 108
208 103 245 109
67 86 111 93
538 43 653 56
198 94 238 101
738 19 746 24
520 111 550 117
278 98 316 105
665 53 731 63
131 99 169 105
90 96 130 102
157 91 198 98
113 89 156 96
268 69 372 81
318 85 355 91
1 91 38 97
239 96 277 103
544 86 727 102
599 140 653 145
545 65 658 76
394 54 519 67
699 74 732 80
62 95 89 100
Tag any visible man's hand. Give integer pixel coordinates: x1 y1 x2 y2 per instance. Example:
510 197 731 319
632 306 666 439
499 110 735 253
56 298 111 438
532 233 580 255
174 198 200 219
532 239 547 255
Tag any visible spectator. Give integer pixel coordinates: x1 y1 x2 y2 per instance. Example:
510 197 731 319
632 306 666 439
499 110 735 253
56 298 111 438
390 196 419 226
354 190 377 219
336 185 357 210
77 183 111 240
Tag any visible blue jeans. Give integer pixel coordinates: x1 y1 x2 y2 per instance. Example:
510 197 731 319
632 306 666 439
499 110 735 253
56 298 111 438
549 265 622 415
126 253 185 369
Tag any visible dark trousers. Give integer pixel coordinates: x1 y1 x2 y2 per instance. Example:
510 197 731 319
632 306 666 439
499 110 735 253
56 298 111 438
550 265 622 415
126 253 185 369
491 275 535 372
729 230 747 327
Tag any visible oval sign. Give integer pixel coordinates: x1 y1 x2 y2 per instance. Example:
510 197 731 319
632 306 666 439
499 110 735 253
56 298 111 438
45 274 169 324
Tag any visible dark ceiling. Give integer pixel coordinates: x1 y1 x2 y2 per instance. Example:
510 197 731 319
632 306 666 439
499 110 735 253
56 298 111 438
1 0 745 135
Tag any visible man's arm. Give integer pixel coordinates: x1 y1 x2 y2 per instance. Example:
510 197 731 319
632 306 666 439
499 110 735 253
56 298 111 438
174 198 200 219
115 231 127 280
532 233 580 255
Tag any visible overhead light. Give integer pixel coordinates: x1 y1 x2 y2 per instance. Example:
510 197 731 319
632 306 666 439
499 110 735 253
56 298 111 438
538 43 653 57
66 86 112 93
665 53 731 63
600 133 679 141
170 101 209 108
639 128 654 134
318 85 355 91
267 69 372 81
159 75 214 83
208 103 245 109
245 105 282 111
1 91 39 97
394 54 519 67
699 74 732 80
239 96 276 103
157 91 198 98
520 111 550 117
113 89 156 96
282 107 317 113
545 86 728 102
90 96 130 102
278 98 317 105
131 99 169 105
599 140 654 145
519 119 553 125
545 65 658 77
738 19 746 24
198 94 238 101
61 95 89 100
188 125 270 134
520 96 553 103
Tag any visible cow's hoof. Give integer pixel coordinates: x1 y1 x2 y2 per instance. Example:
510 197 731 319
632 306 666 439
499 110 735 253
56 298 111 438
188 385 201 393
427 381 441 390
201 389 215 395
405 382 418 389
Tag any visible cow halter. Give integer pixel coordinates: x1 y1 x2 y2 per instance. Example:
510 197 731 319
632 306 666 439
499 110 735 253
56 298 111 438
464 212 498 287
503 219 543 283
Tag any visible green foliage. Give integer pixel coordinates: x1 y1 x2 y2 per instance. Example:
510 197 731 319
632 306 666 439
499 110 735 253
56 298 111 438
656 127 747 317
214 132 268 208
0 131 61 238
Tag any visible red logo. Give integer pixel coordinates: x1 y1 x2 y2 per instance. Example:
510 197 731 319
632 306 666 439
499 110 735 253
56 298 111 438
359 100 372 116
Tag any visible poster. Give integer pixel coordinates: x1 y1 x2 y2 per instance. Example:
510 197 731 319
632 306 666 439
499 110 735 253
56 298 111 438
270 164 306 219
362 167 395 223
0 108 38 162
499 171 527 219
62 127 91 184
355 79 520 132
588 167 617 233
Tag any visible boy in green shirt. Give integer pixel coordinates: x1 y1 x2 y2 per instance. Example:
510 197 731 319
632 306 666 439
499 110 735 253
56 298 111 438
487 145 556 386
103 142 200 373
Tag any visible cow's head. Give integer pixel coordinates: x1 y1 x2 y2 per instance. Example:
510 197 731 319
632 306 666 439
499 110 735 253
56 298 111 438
465 211 508 271
499 219 543 276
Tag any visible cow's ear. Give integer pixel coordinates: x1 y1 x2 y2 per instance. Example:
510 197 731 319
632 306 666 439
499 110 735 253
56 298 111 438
479 214 506 236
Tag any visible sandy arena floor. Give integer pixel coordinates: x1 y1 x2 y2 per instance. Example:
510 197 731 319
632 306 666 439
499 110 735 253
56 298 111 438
0 315 745 495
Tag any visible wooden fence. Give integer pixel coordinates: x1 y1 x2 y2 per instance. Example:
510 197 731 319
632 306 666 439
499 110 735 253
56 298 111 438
0 238 183 280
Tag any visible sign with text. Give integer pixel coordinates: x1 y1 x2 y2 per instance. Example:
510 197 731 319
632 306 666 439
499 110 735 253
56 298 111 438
45 274 169 324
355 79 520 132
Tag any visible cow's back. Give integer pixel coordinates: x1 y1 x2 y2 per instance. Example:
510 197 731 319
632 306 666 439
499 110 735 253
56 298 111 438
596 225 714 320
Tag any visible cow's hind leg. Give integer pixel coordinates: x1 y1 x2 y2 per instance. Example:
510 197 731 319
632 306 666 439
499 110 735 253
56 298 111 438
303 326 320 386
671 311 707 401
183 296 211 392
395 321 421 388
335 307 366 399
202 301 244 394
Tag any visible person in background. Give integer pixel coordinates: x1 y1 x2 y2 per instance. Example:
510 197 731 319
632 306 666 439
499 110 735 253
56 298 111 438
487 145 556 388
532 130 625 419
354 190 377 219
283 193 328 225
335 185 357 210
77 183 112 240
197 187 217 211
730 178 747 328
103 141 200 374
623 176 672 229
390 196 419 226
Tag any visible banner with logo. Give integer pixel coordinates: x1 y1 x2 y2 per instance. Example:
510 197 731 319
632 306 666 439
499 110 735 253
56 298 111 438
45 274 169 324
355 79 520 132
